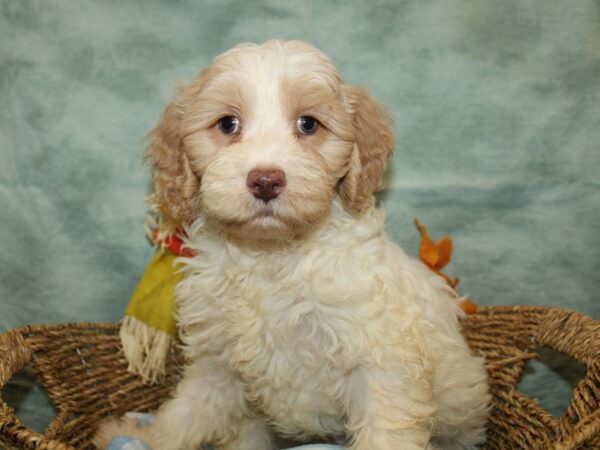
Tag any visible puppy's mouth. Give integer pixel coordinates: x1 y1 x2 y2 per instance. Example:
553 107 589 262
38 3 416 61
247 203 287 227
210 200 286 232
252 203 277 218
220 195 322 240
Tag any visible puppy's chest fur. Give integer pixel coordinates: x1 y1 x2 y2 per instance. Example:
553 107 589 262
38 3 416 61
178 244 380 437
176 211 395 437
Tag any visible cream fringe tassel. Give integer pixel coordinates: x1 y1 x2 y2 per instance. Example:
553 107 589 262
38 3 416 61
120 315 173 384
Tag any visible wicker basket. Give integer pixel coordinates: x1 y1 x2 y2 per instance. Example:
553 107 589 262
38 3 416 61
0 306 598 450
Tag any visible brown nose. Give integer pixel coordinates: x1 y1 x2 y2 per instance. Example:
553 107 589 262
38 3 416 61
246 169 286 203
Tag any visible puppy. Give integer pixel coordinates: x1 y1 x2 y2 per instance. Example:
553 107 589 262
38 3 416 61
95 40 490 450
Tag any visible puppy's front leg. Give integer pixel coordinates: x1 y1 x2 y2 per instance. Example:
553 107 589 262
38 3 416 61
343 364 436 450
138 356 275 450
150 357 275 450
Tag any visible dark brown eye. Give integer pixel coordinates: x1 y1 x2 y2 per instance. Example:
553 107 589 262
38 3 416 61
296 116 319 135
218 116 240 135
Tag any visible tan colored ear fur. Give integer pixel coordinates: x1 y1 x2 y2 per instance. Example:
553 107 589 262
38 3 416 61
340 86 395 214
147 94 200 231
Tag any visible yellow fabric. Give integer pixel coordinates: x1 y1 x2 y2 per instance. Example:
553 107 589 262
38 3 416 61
125 249 181 336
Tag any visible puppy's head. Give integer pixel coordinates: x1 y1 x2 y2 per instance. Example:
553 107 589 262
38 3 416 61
149 40 394 239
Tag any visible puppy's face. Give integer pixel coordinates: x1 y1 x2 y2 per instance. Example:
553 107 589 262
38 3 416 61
150 41 394 240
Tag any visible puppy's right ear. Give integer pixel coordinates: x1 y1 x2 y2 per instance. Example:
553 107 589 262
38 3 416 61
339 86 395 214
147 94 200 231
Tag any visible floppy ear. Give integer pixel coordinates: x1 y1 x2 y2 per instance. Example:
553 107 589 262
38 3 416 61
339 86 395 214
147 93 201 232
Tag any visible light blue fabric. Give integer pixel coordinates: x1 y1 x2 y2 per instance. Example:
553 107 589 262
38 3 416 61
107 438 341 450
108 437 151 450
107 439 343 450
286 447 341 450
107 438 342 450
104 414 343 450
107 441 342 450
1 0 599 437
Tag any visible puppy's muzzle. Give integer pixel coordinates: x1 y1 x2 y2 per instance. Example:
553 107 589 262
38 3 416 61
247 169 286 203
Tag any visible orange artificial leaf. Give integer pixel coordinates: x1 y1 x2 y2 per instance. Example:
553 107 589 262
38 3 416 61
460 299 478 315
415 219 478 312
435 237 453 270
415 219 455 273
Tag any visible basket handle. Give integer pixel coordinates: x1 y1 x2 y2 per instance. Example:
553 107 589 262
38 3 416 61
536 309 600 367
0 328 35 447
0 328 32 387
536 309 600 448
0 328 76 450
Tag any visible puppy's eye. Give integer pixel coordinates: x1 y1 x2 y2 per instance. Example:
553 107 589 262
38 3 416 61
296 116 319 135
218 116 240 135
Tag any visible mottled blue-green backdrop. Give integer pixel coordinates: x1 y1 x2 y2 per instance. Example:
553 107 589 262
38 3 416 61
1 0 599 439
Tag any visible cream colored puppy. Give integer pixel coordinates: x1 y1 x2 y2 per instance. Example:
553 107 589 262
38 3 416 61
96 40 490 450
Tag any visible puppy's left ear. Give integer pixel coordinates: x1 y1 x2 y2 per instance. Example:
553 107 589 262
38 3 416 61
339 86 395 214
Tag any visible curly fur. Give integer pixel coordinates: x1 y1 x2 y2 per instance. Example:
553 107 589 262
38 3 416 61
95 40 490 450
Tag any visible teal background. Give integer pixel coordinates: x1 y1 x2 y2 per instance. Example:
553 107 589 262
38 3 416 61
1 0 599 442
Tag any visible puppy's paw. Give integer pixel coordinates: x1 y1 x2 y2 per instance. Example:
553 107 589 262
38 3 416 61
93 416 153 449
